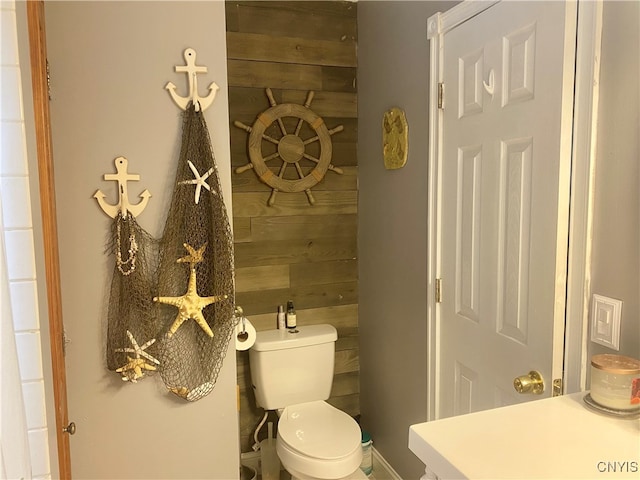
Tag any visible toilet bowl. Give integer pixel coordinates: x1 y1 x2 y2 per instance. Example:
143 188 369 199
276 401 366 480
249 325 368 480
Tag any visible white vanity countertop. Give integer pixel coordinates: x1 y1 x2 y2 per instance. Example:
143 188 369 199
409 393 640 479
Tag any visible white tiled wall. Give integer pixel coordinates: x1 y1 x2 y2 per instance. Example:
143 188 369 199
1 1 52 478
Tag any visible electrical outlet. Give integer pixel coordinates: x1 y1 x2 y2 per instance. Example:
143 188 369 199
590 294 622 350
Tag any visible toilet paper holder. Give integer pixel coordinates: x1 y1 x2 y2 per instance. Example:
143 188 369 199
234 306 256 351
235 306 248 340
238 319 249 341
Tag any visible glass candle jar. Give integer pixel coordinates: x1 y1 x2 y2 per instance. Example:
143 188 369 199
590 354 640 411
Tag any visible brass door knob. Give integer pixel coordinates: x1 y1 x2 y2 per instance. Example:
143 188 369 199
63 422 76 435
513 371 544 394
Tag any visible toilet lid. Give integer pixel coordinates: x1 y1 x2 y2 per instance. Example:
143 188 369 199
278 401 361 460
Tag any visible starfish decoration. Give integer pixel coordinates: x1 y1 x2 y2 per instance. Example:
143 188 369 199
177 242 207 265
154 243 228 338
169 386 190 399
114 331 160 383
178 160 217 204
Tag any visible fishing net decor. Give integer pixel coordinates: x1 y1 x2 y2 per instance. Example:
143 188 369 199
106 212 161 382
102 104 235 402
154 103 236 401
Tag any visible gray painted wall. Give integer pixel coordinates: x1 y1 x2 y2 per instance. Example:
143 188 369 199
358 0 638 477
590 0 640 359
357 2 452 478
43 2 238 478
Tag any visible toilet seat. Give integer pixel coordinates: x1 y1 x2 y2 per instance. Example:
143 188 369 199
277 401 363 479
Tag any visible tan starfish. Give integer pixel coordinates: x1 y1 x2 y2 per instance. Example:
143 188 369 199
116 356 158 383
169 386 190 399
114 331 159 383
154 265 227 337
177 242 207 265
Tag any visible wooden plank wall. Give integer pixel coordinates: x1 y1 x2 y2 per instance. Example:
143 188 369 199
225 1 358 452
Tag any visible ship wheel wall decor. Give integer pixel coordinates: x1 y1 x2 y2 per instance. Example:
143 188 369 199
234 88 344 205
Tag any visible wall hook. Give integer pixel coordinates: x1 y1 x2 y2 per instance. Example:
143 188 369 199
165 48 219 112
94 156 151 218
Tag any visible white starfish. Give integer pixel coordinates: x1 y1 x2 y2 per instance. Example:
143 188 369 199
114 331 160 383
179 161 217 204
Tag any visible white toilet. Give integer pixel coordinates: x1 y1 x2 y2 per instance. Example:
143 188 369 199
249 324 367 480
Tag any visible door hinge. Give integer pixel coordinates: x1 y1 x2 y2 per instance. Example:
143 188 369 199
552 378 563 397
435 278 442 303
437 83 444 109
62 328 69 357
46 59 51 100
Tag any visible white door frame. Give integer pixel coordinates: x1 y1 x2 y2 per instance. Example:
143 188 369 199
426 0 603 421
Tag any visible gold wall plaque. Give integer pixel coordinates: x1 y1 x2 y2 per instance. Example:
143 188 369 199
382 107 408 170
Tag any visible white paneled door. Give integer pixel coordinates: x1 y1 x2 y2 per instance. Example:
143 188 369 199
436 1 578 418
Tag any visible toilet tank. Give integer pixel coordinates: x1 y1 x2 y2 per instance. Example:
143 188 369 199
249 324 337 410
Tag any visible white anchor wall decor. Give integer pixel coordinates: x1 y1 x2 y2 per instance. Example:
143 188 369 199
166 48 219 112
99 158 159 385
94 157 151 218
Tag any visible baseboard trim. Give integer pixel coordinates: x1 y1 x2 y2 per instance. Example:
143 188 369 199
372 447 402 480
